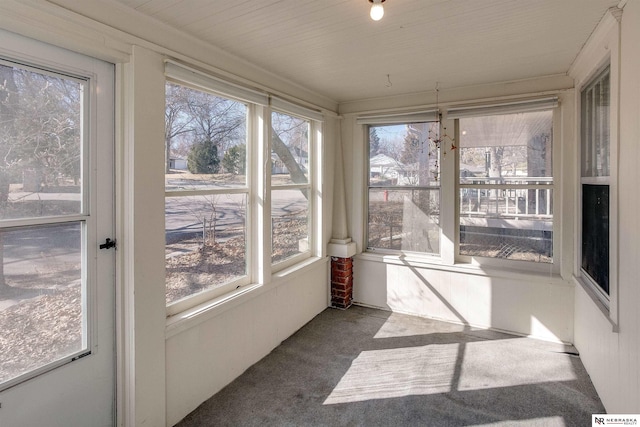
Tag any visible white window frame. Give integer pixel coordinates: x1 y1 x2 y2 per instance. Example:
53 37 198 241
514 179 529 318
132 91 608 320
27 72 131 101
568 8 620 329
269 106 316 272
363 119 441 258
164 61 323 315
576 64 619 322
449 99 560 273
356 101 562 275
579 65 611 307
163 81 253 316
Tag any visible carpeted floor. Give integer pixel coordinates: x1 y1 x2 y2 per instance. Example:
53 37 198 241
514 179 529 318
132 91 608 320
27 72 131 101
176 305 604 427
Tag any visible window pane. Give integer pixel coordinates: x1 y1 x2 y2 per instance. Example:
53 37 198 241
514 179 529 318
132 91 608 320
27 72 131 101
165 194 247 305
0 63 84 219
580 67 610 296
459 188 553 262
366 122 441 256
165 82 247 191
581 68 610 178
369 123 440 187
581 185 609 294
0 222 84 385
368 188 440 254
458 110 554 263
459 111 553 184
271 111 309 185
271 189 309 264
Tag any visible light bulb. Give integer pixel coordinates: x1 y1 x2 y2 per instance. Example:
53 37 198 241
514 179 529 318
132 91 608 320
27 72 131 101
370 1 384 21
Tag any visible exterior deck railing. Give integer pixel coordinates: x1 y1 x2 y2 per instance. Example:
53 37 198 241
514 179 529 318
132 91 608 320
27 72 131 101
459 176 553 219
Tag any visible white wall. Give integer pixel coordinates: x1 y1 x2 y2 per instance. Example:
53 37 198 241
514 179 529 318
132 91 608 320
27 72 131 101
354 257 574 342
165 262 328 426
573 2 640 413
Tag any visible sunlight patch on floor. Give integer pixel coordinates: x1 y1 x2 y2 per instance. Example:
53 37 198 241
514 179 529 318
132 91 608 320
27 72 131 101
457 338 576 391
323 344 458 404
372 314 467 339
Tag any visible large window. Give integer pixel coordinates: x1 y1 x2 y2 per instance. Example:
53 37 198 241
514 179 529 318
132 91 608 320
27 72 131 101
362 101 558 267
271 111 311 265
164 62 321 313
580 66 610 298
366 122 440 254
458 110 554 263
165 82 249 308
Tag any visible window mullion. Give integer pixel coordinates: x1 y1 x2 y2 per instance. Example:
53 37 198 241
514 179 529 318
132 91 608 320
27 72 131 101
165 188 248 198
271 183 311 191
312 121 323 257
440 117 457 265
253 104 271 284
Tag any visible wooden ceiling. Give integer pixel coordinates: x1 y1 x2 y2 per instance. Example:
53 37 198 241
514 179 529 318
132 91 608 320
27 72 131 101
100 0 620 103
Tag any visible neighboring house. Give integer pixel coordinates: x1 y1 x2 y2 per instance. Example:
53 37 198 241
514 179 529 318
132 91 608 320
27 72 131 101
169 158 188 170
369 153 403 182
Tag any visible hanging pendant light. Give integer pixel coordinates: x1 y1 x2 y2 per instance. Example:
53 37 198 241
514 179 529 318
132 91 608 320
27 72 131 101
369 0 385 21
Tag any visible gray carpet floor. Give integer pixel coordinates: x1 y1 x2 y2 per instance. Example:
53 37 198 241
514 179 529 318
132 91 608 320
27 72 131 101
176 305 604 427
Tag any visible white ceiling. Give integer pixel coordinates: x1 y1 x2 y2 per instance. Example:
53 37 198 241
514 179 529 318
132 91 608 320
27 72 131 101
108 0 618 104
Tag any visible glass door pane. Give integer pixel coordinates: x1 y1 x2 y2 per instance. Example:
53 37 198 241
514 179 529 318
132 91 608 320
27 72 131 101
0 59 88 390
0 222 84 385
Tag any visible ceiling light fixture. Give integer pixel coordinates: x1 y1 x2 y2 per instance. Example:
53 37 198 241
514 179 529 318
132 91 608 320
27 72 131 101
369 0 385 21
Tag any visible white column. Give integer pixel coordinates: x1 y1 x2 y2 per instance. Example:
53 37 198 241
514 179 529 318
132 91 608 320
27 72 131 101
121 45 167 427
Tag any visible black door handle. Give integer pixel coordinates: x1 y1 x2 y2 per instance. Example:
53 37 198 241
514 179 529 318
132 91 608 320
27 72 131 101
99 238 116 250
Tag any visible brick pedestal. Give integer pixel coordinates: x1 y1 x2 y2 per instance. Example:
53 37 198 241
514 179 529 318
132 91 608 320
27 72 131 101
331 256 353 309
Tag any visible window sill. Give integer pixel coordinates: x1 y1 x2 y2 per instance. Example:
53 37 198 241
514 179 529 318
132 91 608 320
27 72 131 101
357 252 568 285
573 274 618 332
272 256 326 283
165 256 328 338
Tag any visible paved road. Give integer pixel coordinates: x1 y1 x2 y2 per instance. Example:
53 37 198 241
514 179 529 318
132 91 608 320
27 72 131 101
0 223 81 310
165 189 308 244
0 188 307 291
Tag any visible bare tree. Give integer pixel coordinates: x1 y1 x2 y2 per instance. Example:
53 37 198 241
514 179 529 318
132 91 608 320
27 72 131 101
165 83 247 178
164 83 312 222
400 123 434 185
186 91 245 160
272 131 308 185
271 111 309 198
165 83 193 173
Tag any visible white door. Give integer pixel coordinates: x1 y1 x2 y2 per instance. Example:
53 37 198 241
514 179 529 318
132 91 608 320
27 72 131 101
0 31 115 427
